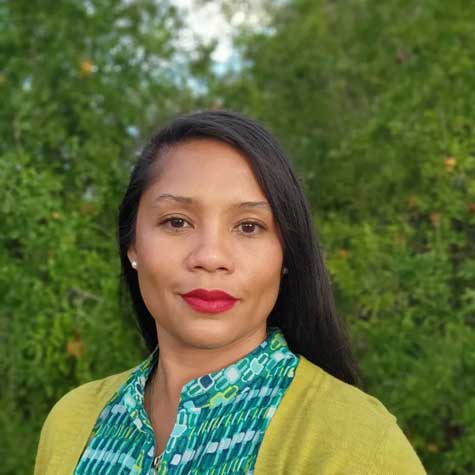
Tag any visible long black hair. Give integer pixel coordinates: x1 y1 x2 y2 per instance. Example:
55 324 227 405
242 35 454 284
118 109 360 386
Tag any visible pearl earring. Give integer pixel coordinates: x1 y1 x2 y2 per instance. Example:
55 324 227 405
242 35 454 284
131 261 137 269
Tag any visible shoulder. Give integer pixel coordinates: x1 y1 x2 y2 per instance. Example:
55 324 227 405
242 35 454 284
284 355 402 444
257 355 426 474
34 368 133 475
296 355 397 424
46 367 133 420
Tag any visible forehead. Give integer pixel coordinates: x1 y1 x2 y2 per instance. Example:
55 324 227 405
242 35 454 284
146 139 267 202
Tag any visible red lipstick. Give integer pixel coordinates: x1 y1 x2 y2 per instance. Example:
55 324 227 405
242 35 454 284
180 288 238 314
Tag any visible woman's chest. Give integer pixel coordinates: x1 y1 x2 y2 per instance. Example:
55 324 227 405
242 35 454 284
73 385 290 475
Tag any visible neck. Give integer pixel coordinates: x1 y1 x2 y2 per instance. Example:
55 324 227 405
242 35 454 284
146 324 268 408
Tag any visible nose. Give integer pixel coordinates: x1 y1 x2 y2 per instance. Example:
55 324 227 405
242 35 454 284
185 226 235 274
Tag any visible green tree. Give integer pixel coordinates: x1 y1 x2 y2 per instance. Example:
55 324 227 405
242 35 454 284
0 1 197 473
198 0 475 473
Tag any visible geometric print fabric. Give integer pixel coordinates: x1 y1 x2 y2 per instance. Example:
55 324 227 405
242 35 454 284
73 326 299 475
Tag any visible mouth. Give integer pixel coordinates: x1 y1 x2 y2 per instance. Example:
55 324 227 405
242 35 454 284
180 288 239 314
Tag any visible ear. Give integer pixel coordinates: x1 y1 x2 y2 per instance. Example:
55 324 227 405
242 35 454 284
127 246 137 266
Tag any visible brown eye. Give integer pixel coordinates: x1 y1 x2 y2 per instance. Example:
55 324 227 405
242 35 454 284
160 217 191 230
169 218 186 228
238 221 265 235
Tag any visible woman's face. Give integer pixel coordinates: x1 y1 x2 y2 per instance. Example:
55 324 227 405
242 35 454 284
128 138 284 351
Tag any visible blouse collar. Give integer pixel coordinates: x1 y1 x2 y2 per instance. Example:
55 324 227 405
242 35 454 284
120 326 294 432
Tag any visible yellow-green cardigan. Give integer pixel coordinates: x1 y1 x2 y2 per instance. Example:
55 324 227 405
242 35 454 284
34 355 426 474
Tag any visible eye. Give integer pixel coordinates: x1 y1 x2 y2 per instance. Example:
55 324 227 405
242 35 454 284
159 216 191 231
237 221 265 236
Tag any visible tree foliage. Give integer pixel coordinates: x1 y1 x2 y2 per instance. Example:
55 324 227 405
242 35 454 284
2 0 475 474
198 0 475 473
0 1 196 473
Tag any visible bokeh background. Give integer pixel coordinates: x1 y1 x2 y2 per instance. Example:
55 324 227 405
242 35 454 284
1 1 475 473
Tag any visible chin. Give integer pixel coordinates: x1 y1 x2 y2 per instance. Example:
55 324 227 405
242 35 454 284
179 320 242 350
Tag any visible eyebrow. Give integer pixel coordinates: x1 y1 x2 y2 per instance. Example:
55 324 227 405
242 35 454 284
154 193 271 210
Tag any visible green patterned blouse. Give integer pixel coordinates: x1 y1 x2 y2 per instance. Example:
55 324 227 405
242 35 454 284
73 326 299 475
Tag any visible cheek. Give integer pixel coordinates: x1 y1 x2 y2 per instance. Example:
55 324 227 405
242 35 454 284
247 243 283 292
136 232 183 283
136 243 181 317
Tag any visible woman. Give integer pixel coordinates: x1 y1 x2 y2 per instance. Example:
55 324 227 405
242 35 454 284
34 110 426 474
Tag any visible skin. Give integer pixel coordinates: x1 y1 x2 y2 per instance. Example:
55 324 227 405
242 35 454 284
127 138 285 455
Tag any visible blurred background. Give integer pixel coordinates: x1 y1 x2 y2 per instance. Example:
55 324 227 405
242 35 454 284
1 0 474 473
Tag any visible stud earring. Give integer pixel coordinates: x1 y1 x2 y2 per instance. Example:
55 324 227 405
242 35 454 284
131 261 137 269
282 266 288 275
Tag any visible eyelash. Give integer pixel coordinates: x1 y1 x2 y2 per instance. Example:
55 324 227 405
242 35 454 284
159 216 266 236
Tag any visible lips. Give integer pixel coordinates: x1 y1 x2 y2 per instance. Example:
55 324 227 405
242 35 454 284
180 288 238 314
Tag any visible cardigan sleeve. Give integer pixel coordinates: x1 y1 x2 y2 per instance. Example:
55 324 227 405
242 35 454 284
371 420 426 475
34 400 61 475
34 413 49 475
254 356 427 475
34 369 134 475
